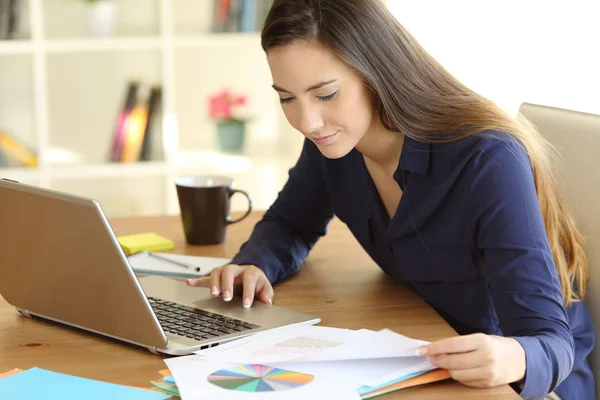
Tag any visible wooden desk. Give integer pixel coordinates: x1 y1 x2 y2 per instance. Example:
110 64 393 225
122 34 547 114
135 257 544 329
0 213 518 399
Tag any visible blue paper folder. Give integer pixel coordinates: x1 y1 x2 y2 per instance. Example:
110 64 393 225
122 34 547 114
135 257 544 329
0 367 171 400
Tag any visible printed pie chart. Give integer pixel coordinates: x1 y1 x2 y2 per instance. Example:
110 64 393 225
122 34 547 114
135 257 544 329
207 364 314 392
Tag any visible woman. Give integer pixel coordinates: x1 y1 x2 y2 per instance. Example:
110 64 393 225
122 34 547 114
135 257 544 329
188 0 594 398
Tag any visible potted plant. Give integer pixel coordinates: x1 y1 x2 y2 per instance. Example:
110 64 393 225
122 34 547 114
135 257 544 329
82 0 118 37
208 89 249 153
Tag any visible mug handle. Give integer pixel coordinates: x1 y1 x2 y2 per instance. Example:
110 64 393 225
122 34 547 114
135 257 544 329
227 188 253 224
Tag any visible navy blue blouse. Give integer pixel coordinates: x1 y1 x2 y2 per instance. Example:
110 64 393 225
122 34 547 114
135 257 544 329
231 131 594 399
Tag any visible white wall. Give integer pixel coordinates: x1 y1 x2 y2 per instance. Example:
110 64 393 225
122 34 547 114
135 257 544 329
387 0 600 115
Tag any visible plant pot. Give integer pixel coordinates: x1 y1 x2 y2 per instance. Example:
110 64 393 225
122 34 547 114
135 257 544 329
88 0 118 37
216 120 246 153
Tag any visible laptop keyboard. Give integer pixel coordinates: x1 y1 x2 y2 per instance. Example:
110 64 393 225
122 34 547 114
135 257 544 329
148 297 260 342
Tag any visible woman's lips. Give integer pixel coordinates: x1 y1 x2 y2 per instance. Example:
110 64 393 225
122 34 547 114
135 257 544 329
313 132 338 145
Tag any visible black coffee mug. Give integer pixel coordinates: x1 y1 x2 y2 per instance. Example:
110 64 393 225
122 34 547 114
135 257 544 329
175 176 252 245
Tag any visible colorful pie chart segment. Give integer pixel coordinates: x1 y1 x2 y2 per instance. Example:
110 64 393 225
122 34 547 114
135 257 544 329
207 364 314 392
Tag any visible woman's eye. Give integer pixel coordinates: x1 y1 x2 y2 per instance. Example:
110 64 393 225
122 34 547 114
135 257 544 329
280 90 338 104
318 90 339 102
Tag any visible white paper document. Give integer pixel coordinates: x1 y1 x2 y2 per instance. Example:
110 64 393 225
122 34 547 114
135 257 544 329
195 325 429 364
127 251 230 279
196 325 361 364
164 356 361 400
271 356 435 387
293 328 429 362
169 326 437 398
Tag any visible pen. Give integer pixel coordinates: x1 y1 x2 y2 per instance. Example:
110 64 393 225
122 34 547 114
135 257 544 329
147 252 202 272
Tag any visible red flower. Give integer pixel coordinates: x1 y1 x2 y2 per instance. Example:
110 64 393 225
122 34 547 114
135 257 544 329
209 89 247 120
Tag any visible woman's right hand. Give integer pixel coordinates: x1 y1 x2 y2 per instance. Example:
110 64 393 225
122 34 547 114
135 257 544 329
186 264 274 309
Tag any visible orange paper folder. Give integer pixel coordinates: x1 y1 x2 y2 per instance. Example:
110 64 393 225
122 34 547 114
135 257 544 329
0 369 24 379
361 369 451 399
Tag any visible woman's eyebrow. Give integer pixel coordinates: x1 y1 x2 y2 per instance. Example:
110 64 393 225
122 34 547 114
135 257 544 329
272 79 338 94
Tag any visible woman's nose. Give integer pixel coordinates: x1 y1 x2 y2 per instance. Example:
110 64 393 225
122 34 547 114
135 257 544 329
299 107 324 136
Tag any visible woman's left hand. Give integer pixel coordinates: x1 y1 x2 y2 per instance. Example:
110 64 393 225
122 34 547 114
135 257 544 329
417 333 526 388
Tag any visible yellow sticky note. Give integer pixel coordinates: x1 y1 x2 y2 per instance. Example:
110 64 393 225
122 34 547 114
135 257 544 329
117 233 175 256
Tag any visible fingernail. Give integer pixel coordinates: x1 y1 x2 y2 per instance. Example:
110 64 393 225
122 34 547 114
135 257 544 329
243 298 251 309
223 290 232 302
417 347 427 356
211 286 219 296
267 298 272 306
186 279 194 285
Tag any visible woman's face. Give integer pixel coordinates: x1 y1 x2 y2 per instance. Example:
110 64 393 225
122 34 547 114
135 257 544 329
267 41 376 159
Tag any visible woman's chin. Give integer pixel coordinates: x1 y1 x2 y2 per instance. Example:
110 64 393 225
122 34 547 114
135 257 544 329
316 142 354 159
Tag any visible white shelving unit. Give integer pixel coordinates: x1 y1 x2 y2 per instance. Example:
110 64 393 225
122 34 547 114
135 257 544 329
0 40 33 55
0 0 301 217
44 37 163 53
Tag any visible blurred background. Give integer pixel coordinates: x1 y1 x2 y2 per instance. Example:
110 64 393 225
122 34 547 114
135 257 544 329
0 0 598 218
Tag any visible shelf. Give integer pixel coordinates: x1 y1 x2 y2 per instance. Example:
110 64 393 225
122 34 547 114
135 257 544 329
0 167 39 182
44 37 162 54
32 33 262 54
0 34 262 55
48 161 168 179
1 162 170 181
0 40 33 56
173 33 261 49
52 175 167 217
0 1 283 217
175 148 297 175
175 149 252 174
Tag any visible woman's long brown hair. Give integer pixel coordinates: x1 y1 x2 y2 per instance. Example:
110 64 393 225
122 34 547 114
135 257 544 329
261 0 588 306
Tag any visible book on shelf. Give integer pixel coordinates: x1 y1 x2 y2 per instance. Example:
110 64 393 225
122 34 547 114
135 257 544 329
239 0 257 33
212 0 273 33
120 86 150 163
0 0 9 40
0 0 24 40
139 86 163 162
110 81 163 164
110 81 139 162
0 130 38 168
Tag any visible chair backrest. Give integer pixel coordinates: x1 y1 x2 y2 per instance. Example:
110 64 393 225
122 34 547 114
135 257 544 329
518 102 600 396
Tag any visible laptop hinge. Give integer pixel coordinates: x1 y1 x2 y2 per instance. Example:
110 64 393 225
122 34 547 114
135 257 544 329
16 308 32 318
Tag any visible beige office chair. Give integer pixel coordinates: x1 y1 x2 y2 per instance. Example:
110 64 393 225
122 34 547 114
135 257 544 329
518 102 600 397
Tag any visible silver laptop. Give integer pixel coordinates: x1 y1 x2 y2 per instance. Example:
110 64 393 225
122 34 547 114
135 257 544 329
0 178 320 355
